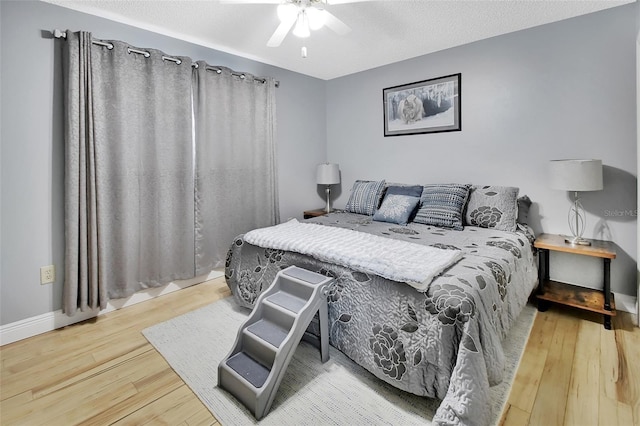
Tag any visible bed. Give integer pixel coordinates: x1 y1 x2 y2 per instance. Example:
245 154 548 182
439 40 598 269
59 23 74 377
224 182 537 426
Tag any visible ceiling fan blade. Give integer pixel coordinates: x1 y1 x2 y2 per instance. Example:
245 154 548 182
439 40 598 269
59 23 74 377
267 18 296 47
326 0 373 4
219 0 280 4
323 11 351 36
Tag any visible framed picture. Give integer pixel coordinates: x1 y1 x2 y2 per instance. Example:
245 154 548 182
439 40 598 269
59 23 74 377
383 73 461 137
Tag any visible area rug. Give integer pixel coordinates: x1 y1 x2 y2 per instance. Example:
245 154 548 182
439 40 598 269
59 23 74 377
143 297 536 426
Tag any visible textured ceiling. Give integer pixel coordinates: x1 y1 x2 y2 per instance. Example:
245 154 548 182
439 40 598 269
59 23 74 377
42 0 635 80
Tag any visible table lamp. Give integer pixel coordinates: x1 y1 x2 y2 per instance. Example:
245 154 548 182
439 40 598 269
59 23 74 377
316 163 340 213
549 159 603 246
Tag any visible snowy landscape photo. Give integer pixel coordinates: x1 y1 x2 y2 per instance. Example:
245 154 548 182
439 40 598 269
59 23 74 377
383 74 461 136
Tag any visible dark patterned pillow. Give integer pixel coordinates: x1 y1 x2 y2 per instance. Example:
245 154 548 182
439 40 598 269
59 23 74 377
383 184 423 198
345 180 386 216
517 195 532 225
464 185 519 231
414 183 471 230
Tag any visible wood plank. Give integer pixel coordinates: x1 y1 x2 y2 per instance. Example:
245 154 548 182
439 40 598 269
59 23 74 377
2 314 162 400
507 347 549 415
142 389 216 426
0 390 33 419
506 308 557 414
31 346 152 399
599 313 621 426
529 310 579 425
182 408 221 426
1 348 163 424
0 332 66 369
43 381 139 426
598 395 620 426
499 403 529 426
617 401 634 426
83 358 184 424
613 313 640 426
564 318 600 425
1 353 97 401
111 385 215 426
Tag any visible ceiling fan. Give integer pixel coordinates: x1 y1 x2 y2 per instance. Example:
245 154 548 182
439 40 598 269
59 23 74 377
222 0 368 51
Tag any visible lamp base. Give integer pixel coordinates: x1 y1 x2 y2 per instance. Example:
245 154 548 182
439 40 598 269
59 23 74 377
564 235 592 246
324 186 332 213
564 192 591 246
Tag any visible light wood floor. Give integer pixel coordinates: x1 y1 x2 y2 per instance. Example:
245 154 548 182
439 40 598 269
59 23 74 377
1 277 638 425
501 303 639 426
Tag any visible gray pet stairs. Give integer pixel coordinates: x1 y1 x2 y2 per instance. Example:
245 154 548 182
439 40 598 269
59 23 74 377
218 266 333 420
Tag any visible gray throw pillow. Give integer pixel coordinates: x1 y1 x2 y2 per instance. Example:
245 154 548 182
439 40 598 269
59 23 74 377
373 194 421 225
464 185 519 231
345 180 386 216
414 183 471 231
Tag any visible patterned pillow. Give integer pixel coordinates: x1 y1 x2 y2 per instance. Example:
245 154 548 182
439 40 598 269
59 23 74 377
517 195 532 225
414 183 471 230
384 184 423 198
464 185 519 231
345 180 386 216
373 194 420 225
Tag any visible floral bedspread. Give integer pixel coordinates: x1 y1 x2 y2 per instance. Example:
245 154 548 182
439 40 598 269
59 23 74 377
225 212 537 426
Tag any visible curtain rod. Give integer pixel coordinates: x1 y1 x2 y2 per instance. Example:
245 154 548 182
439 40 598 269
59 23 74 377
52 29 279 87
205 66 278 87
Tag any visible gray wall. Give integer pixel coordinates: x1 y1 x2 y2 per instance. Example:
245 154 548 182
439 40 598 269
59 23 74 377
327 4 637 297
1 1 637 326
0 0 327 325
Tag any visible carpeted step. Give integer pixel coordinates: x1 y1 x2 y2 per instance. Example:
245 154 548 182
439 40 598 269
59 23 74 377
226 351 270 388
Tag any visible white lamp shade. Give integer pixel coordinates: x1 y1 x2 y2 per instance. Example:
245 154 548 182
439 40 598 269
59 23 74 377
549 159 603 191
316 163 340 185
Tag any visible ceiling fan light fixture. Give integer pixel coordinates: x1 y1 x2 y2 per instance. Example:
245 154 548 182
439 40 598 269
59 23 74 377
277 3 298 23
306 7 326 30
292 12 310 38
265 0 351 48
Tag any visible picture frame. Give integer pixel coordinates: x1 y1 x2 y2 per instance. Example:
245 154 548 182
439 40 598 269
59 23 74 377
383 73 461 137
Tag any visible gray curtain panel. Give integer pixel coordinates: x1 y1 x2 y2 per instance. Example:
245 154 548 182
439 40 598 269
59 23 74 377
63 31 195 314
193 62 279 275
62 31 101 315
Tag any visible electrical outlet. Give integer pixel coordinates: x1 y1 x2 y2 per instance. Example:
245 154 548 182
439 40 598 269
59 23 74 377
40 265 55 284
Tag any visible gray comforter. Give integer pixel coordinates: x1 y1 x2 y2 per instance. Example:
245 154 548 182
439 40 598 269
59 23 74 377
225 211 537 425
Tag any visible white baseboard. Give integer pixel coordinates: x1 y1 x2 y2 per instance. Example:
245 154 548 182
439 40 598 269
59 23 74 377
2 274 635 346
615 293 638 325
0 270 224 346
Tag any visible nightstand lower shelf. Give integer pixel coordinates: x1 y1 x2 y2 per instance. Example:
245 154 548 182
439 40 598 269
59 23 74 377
537 280 616 316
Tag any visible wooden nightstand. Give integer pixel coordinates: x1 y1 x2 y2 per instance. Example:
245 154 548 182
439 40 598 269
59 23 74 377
534 233 616 329
303 209 328 219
